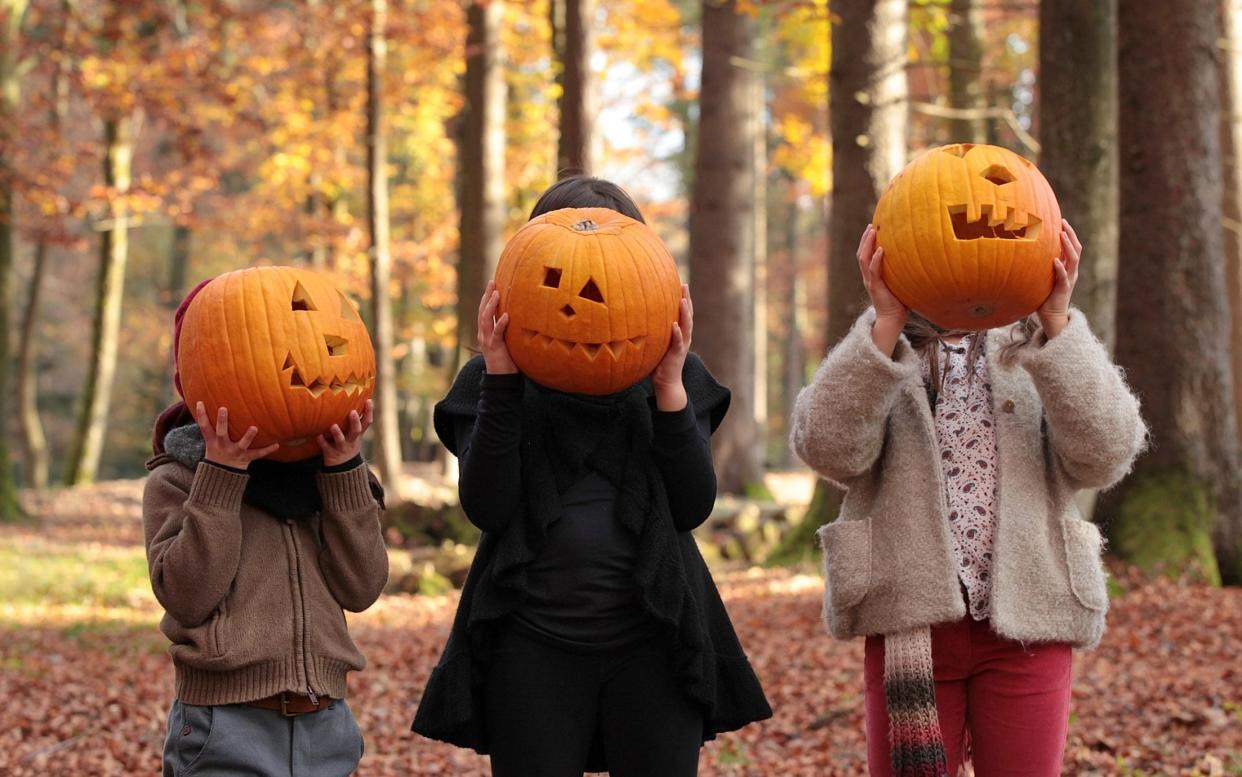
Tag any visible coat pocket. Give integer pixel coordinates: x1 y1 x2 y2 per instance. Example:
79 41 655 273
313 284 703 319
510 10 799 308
1063 518 1108 611
817 519 873 610
206 598 228 657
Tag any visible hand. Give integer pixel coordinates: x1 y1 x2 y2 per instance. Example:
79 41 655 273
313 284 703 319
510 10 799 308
652 284 692 411
1038 219 1081 339
317 399 374 467
479 280 517 375
194 401 280 470
858 224 908 356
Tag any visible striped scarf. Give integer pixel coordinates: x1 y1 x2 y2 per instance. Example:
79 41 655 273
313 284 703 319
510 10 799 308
883 627 950 777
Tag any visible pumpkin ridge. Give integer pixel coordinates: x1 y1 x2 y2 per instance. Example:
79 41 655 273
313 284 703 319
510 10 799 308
257 271 298 435
222 272 265 441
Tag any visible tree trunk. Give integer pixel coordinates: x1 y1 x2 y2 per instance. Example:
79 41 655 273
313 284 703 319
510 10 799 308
1098 0 1242 585
778 188 805 468
946 0 986 143
752 68 768 463
454 0 506 371
555 0 595 176
17 241 48 489
0 0 30 517
366 0 402 494
1039 0 1119 351
1221 0 1242 445
65 116 132 486
689 0 761 495
799 0 908 537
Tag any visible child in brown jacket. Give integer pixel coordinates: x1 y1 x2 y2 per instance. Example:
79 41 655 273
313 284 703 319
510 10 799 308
143 285 388 777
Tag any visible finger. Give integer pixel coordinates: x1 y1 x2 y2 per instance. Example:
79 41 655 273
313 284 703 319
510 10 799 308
669 321 684 353
1063 219 1082 254
237 425 260 450
348 409 363 439
216 406 229 441
493 311 510 339
316 434 331 452
330 424 346 445
868 247 885 285
193 401 213 437
1053 258 1069 288
679 298 693 342
479 280 495 316
856 224 874 261
363 399 374 429
249 443 280 459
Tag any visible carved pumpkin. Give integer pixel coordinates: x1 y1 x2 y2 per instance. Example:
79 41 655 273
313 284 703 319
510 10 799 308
495 207 682 395
872 143 1062 330
177 267 376 462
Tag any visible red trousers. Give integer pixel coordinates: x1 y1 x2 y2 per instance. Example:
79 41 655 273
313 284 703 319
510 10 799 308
864 617 1073 777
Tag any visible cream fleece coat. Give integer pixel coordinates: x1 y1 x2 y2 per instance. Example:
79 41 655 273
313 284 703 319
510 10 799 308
791 309 1147 648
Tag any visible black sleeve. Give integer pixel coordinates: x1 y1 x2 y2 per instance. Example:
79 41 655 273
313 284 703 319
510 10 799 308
650 399 717 532
455 372 525 533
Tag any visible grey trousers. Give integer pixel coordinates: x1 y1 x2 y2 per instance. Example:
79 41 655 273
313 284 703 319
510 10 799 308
162 699 365 777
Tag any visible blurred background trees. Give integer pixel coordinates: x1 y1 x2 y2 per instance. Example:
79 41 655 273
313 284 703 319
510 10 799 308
0 0 1238 584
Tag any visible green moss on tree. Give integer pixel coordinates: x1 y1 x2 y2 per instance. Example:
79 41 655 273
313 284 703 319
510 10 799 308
1111 470 1221 586
765 481 841 567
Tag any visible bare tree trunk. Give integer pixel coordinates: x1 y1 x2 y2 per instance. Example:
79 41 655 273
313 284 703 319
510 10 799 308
454 0 506 371
689 0 761 495
1099 0 1242 584
801 0 908 533
1039 0 1119 351
752 68 768 462
17 241 48 489
65 116 132 486
366 0 402 494
0 0 30 515
947 0 986 143
1221 0 1242 444
778 187 805 468
555 0 595 176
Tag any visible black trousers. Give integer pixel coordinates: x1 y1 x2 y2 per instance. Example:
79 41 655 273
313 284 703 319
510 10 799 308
484 628 704 777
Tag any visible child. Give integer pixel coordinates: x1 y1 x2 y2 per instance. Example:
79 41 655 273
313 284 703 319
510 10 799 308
144 284 388 777
791 222 1147 776
412 176 771 777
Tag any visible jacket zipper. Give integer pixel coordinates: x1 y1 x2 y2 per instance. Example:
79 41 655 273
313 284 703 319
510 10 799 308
285 519 319 703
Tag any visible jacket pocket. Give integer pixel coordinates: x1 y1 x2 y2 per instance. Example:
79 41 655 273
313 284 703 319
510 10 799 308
206 598 228 657
1063 518 1108 611
817 518 872 610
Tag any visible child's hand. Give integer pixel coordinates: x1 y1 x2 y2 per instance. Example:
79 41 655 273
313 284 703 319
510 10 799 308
652 284 692 411
195 401 280 470
859 224 908 356
317 399 373 467
858 224 908 323
1038 219 1081 339
479 280 518 375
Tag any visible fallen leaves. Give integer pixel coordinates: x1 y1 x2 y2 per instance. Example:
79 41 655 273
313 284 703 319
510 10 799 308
2 486 1241 775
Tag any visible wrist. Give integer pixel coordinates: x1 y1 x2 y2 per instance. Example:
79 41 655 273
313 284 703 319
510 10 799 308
484 356 518 375
1039 311 1069 339
653 381 688 412
205 455 249 472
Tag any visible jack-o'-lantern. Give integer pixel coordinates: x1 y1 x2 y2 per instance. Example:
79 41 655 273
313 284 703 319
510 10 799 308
177 267 376 462
495 207 682 395
872 143 1062 330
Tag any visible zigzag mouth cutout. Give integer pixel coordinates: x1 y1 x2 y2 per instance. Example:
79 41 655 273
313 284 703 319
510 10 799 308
282 353 375 398
948 204 1041 241
520 328 647 361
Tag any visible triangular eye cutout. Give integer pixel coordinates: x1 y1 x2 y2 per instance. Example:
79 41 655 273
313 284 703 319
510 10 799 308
982 164 1016 186
282 353 296 371
291 281 317 311
338 290 362 321
578 278 604 303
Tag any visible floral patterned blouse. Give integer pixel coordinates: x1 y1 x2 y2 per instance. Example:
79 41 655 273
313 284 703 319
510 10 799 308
920 334 999 621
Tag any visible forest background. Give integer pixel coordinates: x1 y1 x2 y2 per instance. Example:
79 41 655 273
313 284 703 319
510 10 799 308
1 0 1241 774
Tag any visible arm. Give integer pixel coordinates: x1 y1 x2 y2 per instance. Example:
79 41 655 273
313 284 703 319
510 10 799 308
651 402 716 531
143 462 247 626
790 308 920 485
316 457 388 612
456 372 525 533
1017 310 1148 490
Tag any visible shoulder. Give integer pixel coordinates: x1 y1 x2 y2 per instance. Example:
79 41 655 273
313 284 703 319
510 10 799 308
143 455 195 503
433 355 491 454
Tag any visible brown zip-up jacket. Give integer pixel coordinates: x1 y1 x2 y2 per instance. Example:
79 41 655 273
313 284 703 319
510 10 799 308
142 455 388 706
